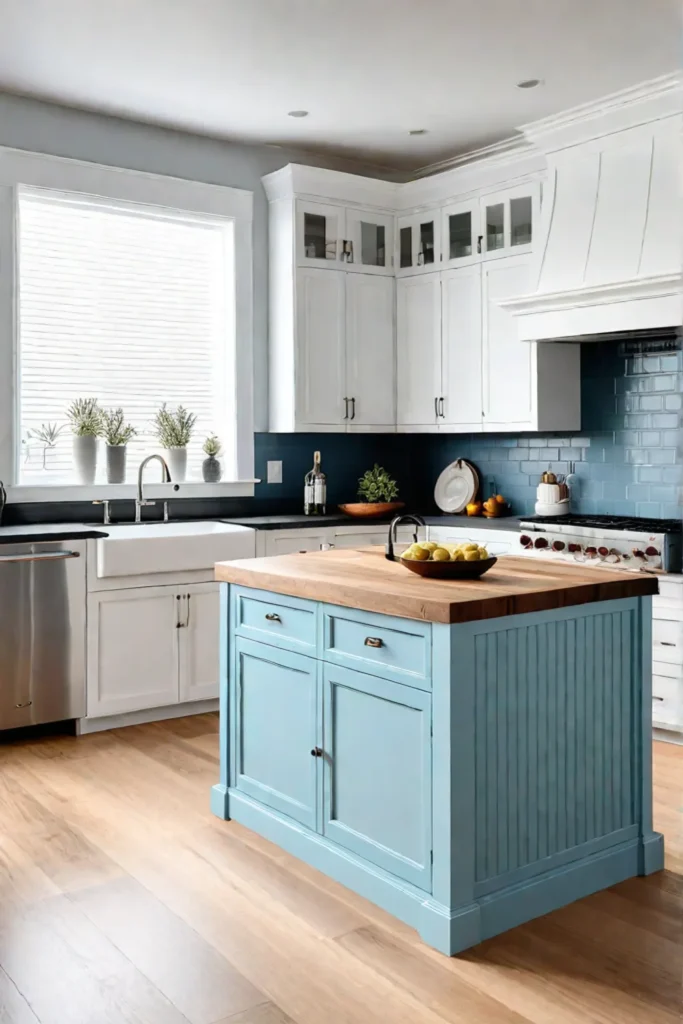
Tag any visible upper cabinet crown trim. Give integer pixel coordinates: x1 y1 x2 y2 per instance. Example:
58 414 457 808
262 163 400 211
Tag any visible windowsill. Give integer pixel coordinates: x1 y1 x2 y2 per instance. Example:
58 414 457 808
7 481 258 503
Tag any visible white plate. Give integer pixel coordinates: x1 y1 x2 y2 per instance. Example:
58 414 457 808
434 459 478 513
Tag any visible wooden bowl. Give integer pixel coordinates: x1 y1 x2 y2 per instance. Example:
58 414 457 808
399 556 498 580
339 502 405 519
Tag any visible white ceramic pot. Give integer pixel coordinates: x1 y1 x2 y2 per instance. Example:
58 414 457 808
72 434 98 485
106 445 127 484
165 447 187 482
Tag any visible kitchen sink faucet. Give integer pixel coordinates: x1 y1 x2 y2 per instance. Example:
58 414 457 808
136 455 171 523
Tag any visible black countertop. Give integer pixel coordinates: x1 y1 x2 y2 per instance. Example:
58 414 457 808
0 524 109 544
220 513 523 531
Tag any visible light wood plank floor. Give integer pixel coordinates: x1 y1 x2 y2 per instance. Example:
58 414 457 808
0 713 680 1024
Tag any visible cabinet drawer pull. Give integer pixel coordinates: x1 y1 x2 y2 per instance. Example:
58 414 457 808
653 695 664 701
660 641 676 647
310 746 323 757
364 637 383 648
15 700 32 709
265 613 282 623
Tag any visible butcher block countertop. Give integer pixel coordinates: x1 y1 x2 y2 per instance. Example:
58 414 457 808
215 547 659 624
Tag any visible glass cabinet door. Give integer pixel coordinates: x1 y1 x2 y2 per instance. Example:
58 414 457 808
296 201 344 267
396 212 440 274
344 209 394 274
441 201 479 267
479 184 538 258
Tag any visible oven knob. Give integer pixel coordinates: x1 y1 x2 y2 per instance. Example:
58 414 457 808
598 546 609 557
585 546 598 557
633 549 646 559
645 546 659 557
534 537 548 549
568 542 581 553
622 552 630 560
552 540 565 551
520 535 532 548
608 548 621 562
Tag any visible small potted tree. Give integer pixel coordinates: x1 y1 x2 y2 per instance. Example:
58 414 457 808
153 403 196 482
67 398 102 484
339 464 404 518
202 434 222 483
100 408 136 484
26 423 66 471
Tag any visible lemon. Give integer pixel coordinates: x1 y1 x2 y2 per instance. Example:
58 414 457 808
402 550 414 560
452 551 465 561
419 541 438 552
412 546 430 561
432 547 450 562
465 550 481 561
464 543 479 552
478 546 489 558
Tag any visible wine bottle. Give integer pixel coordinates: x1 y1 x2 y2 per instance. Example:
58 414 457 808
304 450 326 515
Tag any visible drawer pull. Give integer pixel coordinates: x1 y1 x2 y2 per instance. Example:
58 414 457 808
265 613 282 623
364 637 383 649
310 746 323 757
660 641 676 647
653 696 664 701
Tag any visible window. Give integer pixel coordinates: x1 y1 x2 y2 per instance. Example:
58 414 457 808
17 187 235 484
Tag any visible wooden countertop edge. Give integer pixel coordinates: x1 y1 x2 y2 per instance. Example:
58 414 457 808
214 557 659 625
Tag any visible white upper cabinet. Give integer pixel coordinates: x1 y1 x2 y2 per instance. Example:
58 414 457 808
344 209 394 274
345 274 395 429
441 200 480 269
396 211 441 276
479 183 539 260
440 266 483 430
396 274 441 429
297 201 345 268
295 268 347 429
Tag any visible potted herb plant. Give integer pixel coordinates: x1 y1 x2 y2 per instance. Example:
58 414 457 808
67 398 102 484
202 434 222 483
100 408 136 484
153 403 196 482
26 423 66 470
339 464 404 518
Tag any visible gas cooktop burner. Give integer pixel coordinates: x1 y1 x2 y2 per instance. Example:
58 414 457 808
522 514 682 534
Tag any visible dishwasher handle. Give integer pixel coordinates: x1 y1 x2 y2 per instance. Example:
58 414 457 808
0 550 81 564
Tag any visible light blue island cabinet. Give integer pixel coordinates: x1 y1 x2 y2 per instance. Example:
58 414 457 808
212 549 662 955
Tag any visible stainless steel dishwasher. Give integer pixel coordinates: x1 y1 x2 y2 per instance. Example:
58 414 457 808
0 539 86 729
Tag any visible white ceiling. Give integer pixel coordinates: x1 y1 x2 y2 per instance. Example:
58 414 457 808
0 0 679 171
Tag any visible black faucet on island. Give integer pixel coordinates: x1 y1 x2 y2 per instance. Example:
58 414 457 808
385 513 426 561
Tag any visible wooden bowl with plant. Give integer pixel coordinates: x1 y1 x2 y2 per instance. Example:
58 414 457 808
339 464 404 519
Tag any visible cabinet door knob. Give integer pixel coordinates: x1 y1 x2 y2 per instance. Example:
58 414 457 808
364 636 383 648
265 612 281 623
310 746 323 757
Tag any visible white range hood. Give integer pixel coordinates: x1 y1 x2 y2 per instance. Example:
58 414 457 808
501 75 682 341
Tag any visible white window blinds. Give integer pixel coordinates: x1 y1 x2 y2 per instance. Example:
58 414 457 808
17 187 234 484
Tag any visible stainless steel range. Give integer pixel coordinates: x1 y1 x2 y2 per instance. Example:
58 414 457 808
518 515 682 574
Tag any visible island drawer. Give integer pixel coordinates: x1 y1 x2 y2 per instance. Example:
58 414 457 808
322 605 431 689
232 587 317 655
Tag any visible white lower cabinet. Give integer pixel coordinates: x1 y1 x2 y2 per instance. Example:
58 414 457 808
87 582 219 717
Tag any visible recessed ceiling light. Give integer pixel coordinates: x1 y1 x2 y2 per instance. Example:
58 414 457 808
287 110 309 118
408 128 427 136
517 78 542 89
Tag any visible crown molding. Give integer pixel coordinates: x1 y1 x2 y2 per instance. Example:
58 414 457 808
409 134 533 180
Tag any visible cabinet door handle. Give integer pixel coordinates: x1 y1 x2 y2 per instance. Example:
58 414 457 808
185 594 191 628
265 612 281 623
434 397 439 419
15 700 32 709
176 594 182 628
310 746 323 757
477 234 483 254
439 397 445 418
350 397 356 420
343 397 349 419
364 637 383 648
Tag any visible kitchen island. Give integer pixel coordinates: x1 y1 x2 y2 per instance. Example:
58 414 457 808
212 547 662 955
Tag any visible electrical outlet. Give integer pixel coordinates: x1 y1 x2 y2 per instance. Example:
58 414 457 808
267 460 282 484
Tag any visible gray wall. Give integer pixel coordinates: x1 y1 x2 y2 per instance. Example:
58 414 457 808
0 92 388 431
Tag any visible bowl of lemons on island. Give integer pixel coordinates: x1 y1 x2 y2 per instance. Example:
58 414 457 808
400 540 497 579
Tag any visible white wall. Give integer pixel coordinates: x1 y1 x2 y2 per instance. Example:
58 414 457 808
0 92 390 431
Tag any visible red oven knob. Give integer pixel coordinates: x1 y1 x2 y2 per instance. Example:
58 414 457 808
552 540 565 551
598 546 609 557
585 546 597 557
568 543 581 553
633 549 646 559
645 546 659 557
520 535 532 547
534 537 549 549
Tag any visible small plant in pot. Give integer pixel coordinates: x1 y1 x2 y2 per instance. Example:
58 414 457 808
26 422 66 470
202 434 222 483
339 464 404 519
67 398 102 484
100 408 136 484
153 403 196 482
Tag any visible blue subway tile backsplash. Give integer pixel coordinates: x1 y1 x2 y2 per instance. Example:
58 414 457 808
254 339 681 520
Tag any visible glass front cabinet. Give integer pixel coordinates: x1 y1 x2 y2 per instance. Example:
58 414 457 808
478 183 538 260
395 211 441 276
296 201 394 274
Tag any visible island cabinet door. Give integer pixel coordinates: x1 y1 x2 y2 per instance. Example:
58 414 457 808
233 638 319 831
322 665 432 891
